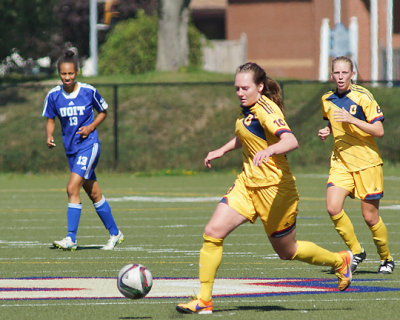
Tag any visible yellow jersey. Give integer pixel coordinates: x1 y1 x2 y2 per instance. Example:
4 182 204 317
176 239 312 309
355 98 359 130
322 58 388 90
321 84 384 172
235 95 295 187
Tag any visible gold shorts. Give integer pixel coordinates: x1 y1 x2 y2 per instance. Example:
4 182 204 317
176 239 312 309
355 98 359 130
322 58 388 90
327 165 383 200
220 173 299 237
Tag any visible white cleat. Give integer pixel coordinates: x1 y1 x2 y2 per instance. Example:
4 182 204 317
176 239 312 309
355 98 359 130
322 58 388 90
53 236 77 251
101 231 124 250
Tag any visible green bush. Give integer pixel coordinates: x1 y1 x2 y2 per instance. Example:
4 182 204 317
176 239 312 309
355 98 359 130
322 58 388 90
3 78 400 174
188 23 203 67
99 10 203 75
99 11 158 75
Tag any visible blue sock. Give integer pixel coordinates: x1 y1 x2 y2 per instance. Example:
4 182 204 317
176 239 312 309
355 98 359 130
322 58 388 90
67 203 82 243
94 196 119 236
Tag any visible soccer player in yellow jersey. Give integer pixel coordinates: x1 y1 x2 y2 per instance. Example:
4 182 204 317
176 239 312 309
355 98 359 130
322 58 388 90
176 62 352 315
318 56 394 274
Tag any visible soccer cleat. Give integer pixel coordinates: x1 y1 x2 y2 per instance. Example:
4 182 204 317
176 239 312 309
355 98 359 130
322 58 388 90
335 250 353 291
53 236 77 251
378 259 395 274
101 231 124 250
351 248 367 273
176 297 213 314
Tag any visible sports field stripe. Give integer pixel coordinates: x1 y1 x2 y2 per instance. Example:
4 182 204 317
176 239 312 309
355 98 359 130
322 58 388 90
0 188 225 197
2 294 400 308
1 277 398 300
0 196 398 209
108 196 220 202
0 207 215 214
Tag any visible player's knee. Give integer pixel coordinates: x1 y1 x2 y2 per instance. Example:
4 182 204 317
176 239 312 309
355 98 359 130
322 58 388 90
203 224 228 240
326 204 341 216
276 251 293 260
364 215 379 227
88 191 101 203
272 243 296 260
66 185 79 198
204 225 218 238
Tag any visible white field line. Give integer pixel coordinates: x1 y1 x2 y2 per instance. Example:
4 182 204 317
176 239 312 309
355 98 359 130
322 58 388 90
380 204 400 210
105 193 400 210
108 196 220 202
295 174 400 181
2 296 400 308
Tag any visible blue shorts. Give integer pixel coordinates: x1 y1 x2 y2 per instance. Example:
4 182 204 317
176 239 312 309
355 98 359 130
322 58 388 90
67 143 100 180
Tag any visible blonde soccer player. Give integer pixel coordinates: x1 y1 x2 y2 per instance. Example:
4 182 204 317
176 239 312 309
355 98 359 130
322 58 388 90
176 62 352 315
318 56 394 274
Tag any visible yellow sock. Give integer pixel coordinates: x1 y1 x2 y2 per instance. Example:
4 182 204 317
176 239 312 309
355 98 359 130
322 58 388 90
330 210 363 254
199 234 223 302
292 240 343 270
370 217 392 261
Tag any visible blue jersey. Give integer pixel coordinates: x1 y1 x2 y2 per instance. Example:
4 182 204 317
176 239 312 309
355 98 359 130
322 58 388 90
42 82 108 155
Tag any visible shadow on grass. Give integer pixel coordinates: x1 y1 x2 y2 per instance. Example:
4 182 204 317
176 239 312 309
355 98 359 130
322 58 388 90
217 305 352 313
351 270 382 275
321 268 378 276
49 245 104 251
119 317 152 320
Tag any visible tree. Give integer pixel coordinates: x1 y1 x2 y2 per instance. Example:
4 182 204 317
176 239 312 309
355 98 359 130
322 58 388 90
156 0 191 71
55 0 157 59
54 0 91 59
0 0 60 61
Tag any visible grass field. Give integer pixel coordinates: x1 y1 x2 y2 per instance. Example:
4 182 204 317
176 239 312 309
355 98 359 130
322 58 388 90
0 170 399 319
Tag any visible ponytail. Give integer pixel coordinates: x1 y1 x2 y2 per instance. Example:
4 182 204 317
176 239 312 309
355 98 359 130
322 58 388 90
264 77 283 112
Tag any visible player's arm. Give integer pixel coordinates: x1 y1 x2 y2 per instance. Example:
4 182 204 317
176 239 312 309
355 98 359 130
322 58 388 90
77 111 107 139
332 109 384 138
45 118 56 148
204 137 242 168
253 132 298 166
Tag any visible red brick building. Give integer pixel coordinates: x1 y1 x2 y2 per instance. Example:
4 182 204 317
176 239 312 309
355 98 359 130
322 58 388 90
191 0 400 80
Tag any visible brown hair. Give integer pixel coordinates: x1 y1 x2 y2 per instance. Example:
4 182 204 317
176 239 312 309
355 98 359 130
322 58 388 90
57 47 79 72
236 62 284 111
331 56 354 72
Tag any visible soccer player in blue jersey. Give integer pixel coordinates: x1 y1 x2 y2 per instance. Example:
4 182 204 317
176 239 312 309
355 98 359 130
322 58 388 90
176 62 352 315
42 48 124 251
318 56 394 274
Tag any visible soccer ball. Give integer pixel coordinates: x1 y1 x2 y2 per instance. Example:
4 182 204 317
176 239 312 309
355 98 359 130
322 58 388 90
117 263 153 299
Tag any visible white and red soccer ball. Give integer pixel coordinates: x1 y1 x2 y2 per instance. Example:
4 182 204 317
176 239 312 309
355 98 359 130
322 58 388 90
117 263 153 299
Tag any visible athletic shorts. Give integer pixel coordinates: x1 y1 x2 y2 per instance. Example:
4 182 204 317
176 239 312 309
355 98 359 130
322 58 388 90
327 165 383 200
67 143 100 181
220 173 299 238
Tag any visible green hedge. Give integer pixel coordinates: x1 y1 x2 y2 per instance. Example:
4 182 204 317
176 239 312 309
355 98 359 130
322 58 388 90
99 10 203 75
1 80 399 173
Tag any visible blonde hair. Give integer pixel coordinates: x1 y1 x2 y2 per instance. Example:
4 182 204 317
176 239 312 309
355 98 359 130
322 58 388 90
331 56 354 72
